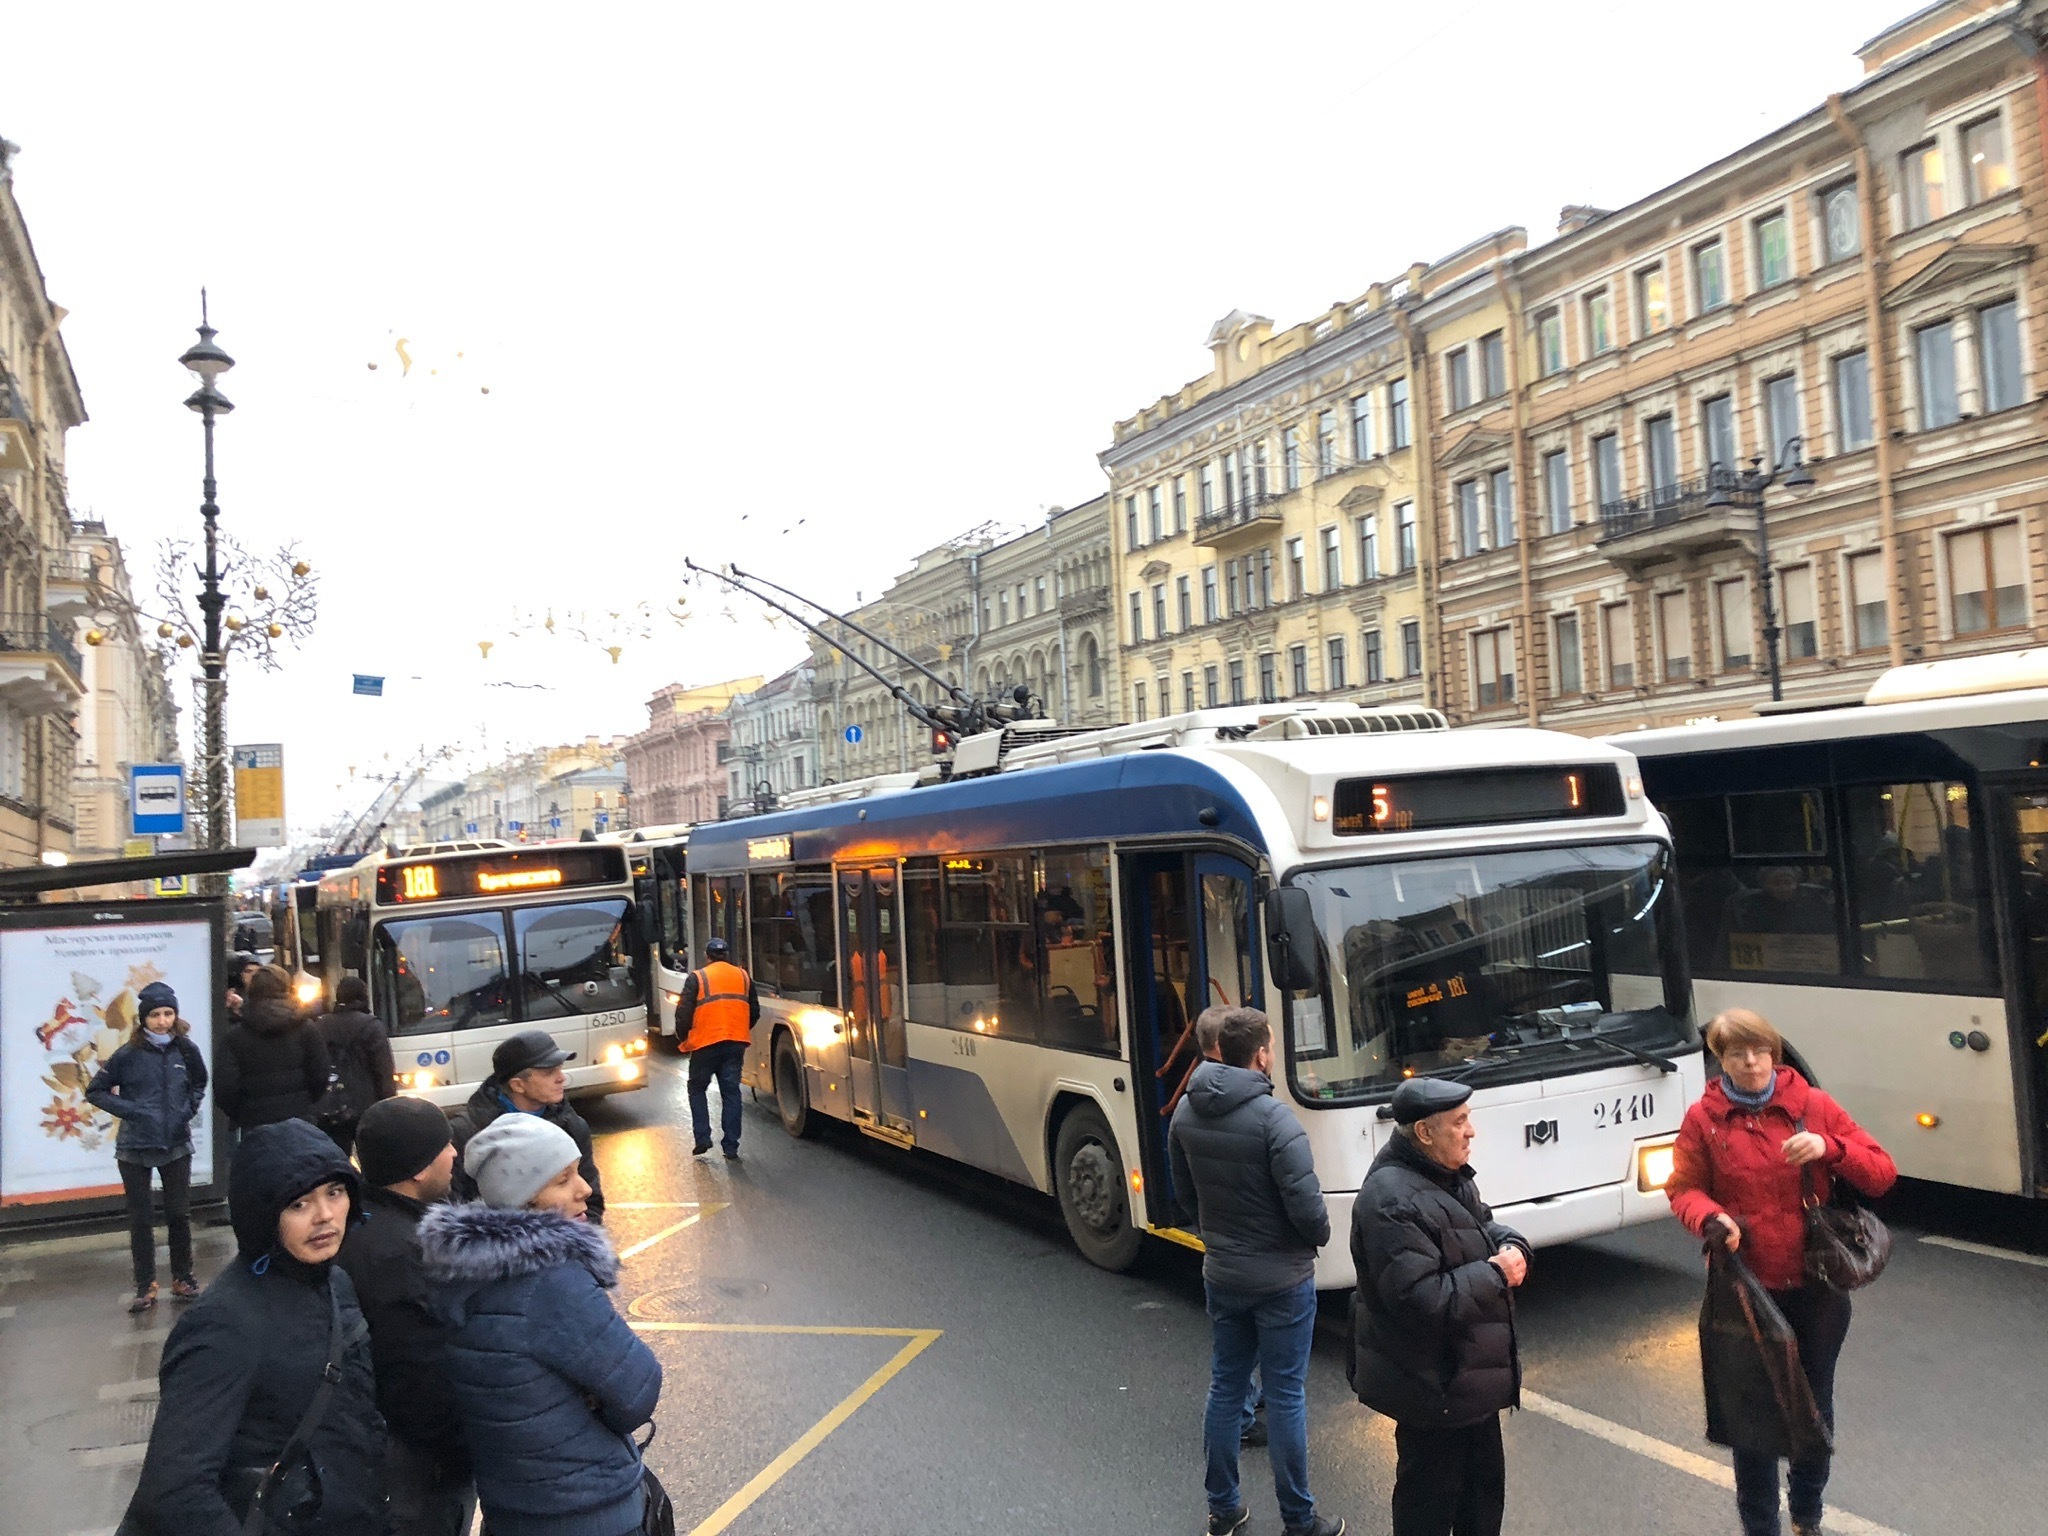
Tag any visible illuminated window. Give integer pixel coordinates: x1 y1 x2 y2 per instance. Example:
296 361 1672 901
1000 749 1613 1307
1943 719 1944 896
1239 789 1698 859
1635 264 1668 335
1964 115 2012 204
1901 142 1946 228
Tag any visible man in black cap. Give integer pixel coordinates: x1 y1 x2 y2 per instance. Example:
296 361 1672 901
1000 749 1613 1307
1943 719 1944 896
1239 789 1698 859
1349 1076 1530 1536
336 1096 475 1536
449 1029 605 1221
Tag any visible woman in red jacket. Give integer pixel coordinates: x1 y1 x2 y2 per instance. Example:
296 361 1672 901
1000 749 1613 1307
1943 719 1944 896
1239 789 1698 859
1667 1007 1896 1536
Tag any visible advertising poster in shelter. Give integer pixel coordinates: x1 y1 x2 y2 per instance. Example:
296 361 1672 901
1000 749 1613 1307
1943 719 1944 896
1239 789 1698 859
0 911 217 1207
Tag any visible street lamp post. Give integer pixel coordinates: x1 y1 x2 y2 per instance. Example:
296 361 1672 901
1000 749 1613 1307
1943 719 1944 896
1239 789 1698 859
1705 439 1816 703
179 296 235 894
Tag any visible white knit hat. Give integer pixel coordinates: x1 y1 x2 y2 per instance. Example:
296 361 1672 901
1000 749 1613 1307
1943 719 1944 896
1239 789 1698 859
463 1115 582 1209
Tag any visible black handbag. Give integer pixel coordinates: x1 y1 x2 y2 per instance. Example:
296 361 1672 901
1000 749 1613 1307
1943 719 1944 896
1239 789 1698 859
1797 1120 1891 1292
631 1422 675 1536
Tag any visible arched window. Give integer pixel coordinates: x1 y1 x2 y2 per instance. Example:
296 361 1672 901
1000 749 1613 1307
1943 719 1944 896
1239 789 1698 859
1083 635 1103 698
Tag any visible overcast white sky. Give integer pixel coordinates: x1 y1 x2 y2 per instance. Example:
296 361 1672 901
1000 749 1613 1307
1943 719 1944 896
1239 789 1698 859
5 0 1911 843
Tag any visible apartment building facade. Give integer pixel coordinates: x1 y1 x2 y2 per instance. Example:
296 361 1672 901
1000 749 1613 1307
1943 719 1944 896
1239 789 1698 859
67 524 177 861
1432 1 2048 731
621 677 761 825
1101 280 1437 725
725 663 818 811
812 499 1117 781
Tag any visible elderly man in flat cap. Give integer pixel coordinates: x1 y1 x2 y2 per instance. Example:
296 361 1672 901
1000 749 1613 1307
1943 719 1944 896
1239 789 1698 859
1349 1077 1530 1536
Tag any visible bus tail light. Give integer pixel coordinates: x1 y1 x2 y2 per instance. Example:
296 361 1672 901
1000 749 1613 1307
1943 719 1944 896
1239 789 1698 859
1636 1140 1677 1193
1916 1112 1940 1128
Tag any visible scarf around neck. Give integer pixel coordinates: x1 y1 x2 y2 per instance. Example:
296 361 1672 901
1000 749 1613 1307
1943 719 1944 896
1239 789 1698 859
1722 1072 1776 1110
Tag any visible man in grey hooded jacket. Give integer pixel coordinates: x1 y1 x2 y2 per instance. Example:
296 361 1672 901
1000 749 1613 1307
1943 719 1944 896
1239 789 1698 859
1169 1007 1343 1536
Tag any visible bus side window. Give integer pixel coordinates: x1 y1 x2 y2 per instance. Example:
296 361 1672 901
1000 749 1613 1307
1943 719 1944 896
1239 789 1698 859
1201 873 1254 1010
1843 780 1990 986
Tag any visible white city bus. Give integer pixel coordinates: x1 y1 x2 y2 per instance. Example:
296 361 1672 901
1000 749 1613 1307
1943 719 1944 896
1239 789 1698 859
1621 650 2048 1198
615 824 693 1042
686 702 1703 1287
315 841 650 1108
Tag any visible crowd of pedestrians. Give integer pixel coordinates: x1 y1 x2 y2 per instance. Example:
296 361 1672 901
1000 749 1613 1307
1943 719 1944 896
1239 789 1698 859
98 932 1891 1536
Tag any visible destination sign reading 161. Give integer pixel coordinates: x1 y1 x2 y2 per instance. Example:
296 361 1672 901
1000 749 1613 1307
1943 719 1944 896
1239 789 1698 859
375 846 626 905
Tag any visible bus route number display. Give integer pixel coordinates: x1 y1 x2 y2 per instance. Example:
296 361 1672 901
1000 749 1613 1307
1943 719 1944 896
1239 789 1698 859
1332 765 1624 836
376 846 625 905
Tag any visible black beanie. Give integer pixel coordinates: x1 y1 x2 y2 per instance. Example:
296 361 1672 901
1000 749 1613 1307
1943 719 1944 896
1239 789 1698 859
353 1096 454 1187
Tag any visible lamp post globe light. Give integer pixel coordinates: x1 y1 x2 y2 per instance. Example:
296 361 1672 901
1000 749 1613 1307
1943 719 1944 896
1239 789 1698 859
1703 440 1816 704
180 294 235 895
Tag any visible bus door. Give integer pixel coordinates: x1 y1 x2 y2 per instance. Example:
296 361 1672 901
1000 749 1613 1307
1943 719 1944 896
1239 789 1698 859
838 864 912 1135
1991 784 2048 1191
1121 850 1262 1227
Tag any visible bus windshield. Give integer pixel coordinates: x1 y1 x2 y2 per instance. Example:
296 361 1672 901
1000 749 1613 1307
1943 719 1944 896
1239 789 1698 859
371 898 641 1035
1285 840 1694 1104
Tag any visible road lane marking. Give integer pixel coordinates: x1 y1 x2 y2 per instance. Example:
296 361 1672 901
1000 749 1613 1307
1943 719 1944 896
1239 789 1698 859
628 1324 942 1536
606 1202 705 1209
0 1266 33 1283
1521 1390 1907 1536
107 1326 173 1347
98 1378 158 1402
76 1442 150 1467
0 1305 15 1320
1920 1234 2048 1268
617 1203 727 1262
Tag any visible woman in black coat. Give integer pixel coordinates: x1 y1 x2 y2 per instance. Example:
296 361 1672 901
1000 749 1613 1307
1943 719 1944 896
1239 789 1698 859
215 965 330 1131
123 1120 387 1536
86 981 208 1312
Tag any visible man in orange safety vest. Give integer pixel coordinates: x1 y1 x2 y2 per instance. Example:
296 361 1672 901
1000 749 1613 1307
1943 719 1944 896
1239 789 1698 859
678 936 760 1160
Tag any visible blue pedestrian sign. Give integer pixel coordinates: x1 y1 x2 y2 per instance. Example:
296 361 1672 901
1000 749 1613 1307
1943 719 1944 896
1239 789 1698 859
352 674 385 697
843 724 863 745
130 764 186 836
508 820 523 833
464 821 479 835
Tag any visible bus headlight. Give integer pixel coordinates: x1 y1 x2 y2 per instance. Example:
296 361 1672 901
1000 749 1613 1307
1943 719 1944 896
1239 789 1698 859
294 974 322 1007
604 1044 626 1065
628 1037 648 1055
1637 1140 1677 1193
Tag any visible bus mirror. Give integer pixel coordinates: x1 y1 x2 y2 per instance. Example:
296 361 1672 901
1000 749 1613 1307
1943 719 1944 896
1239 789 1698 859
1265 887 1321 994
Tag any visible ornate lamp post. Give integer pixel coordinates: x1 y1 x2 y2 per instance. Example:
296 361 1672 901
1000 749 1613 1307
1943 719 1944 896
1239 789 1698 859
179 296 236 893
1705 440 1816 703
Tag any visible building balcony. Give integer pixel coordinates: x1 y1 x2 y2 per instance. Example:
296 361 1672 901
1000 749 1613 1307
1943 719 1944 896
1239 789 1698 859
1058 585 1110 620
1193 494 1285 549
0 612 84 715
1595 471 1757 574
46 549 96 621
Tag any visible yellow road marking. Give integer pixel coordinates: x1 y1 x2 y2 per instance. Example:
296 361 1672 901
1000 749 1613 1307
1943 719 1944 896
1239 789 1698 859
617 1203 727 1261
629 1322 942 1536
607 1201 706 1209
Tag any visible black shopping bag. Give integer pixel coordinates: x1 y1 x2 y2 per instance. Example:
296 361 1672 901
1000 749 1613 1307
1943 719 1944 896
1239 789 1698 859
1699 1247 1833 1463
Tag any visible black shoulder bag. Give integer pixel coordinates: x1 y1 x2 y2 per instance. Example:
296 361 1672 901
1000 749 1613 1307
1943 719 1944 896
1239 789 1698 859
226 1277 353 1535
630 1422 676 1536
1797 1118 1891 1292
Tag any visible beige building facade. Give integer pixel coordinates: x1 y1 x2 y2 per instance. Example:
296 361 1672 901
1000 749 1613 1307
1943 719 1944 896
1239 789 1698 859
1432 2 2048 732
67 523 177 861
0 144 86 866
811 498 1117 782
1101 271 1446 724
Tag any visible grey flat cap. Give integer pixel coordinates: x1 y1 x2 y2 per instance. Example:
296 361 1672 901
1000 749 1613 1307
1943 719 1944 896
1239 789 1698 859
1391 1076 1473 1125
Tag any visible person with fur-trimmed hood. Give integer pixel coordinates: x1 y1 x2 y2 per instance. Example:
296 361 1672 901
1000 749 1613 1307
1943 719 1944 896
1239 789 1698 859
419 1115 662 1536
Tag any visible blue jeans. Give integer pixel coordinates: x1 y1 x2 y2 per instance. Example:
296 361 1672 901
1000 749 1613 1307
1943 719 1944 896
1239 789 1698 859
1204 1275 1317 1528
1732 1286 1851 1536
1242 1368 1265 1434
688 1040 748 1153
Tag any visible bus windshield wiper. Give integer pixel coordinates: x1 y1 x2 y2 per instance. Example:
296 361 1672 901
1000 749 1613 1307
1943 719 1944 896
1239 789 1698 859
1566 1030 1678 1075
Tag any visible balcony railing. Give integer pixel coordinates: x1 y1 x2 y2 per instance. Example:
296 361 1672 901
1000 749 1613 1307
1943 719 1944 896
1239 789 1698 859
0 612 82 679
1193 493 1284 545
1058 585 1110 619
48 550 96 584
1597 467 1759 541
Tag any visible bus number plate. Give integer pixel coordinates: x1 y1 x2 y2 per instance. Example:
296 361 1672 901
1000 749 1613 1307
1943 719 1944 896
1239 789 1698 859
1593 1093 1655 1129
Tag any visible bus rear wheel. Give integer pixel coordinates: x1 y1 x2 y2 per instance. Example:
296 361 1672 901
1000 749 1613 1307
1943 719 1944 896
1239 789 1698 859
1054 1103 1143 1271
774 1034 815 1139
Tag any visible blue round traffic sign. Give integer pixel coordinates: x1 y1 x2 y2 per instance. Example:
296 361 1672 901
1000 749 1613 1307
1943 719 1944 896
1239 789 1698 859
844 724 863 744
416 1051 433 1066
435 1050 451 1065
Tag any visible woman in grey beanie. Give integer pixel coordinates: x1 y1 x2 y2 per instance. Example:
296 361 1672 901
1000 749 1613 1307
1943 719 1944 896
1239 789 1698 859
420 1116 661 1536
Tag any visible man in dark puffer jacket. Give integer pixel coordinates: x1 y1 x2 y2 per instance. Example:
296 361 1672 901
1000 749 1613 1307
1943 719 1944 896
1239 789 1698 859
1169 1007 1340 1536
1350 1077 1531 1536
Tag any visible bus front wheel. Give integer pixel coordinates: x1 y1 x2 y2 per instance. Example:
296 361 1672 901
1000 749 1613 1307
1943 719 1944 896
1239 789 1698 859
1053 1103 1143 1271
773 1034 816 1139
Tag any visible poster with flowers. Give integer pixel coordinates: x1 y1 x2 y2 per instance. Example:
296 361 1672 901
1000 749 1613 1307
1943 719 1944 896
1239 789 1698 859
1 915 215 1206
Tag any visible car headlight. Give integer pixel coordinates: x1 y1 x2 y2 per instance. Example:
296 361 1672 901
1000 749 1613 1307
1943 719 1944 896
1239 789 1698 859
1637 1140 1677 1193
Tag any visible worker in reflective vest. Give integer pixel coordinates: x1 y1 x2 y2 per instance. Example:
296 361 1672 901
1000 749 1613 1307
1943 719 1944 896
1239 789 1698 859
678 937 760 1160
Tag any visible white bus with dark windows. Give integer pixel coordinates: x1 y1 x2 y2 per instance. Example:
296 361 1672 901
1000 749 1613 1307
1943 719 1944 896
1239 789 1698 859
1620 650 2048 1199
314 841 651 1108
613 824 693 1043
686 701 1704 1287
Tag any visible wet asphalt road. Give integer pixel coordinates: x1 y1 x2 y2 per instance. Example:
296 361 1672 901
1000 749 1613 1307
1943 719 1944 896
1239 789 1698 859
6 1053 2047 1536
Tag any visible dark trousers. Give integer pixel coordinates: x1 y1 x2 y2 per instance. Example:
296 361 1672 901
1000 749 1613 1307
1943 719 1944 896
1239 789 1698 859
1392 1414 1505 1536
384 1435 476 1536
688 1040 748 1153
118 1155 193 1290
1732 1286 1851 1536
